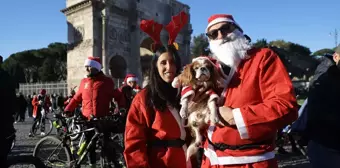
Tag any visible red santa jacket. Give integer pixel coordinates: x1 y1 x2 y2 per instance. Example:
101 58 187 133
124 89 193 168
201 48 298 167
65 73 123 119
32 94 51 118
64 95 73 106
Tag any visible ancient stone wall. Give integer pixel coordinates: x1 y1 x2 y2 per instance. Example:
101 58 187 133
62 0 192 90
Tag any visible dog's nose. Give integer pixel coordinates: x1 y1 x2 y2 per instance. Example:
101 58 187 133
200 67 206 71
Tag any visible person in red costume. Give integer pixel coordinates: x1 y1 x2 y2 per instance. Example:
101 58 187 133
29 89 52 137
124 11 197 168
199 14 298 168
64 56 123 167
122 73 141 94
116 74 141 111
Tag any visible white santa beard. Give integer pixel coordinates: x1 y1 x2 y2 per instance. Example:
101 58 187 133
209 30 252 69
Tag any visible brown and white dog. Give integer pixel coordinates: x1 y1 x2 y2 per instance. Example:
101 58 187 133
172 56 226 160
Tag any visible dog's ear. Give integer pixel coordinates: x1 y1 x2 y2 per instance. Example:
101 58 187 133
178 64 193 85
210 63 222 88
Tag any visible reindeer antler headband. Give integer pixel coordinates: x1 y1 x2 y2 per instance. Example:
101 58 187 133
140 11 189 52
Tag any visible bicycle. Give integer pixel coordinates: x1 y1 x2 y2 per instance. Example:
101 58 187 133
53 112 83 141
31 108 53 137
33 114 126 168
6 131 46 168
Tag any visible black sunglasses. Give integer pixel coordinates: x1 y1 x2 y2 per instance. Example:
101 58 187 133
206 23 235 40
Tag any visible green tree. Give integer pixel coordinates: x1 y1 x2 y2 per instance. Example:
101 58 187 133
269 40 311 56
4 42 67 83
191 33 210 58
269 40 290 49
48 43 67 80
312 48 334 56
39 56 58 82
253 39 268 48
288 43 311 56
2 57 26 87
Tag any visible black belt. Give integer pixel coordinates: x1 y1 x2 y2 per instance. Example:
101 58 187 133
208 138 270 151
148 139 186 148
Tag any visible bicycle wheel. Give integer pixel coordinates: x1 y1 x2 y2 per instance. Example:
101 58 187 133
33 136 72 167
7 155 46 168
33 118 53 137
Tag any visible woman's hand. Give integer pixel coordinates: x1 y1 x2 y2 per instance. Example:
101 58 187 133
217 106 236 126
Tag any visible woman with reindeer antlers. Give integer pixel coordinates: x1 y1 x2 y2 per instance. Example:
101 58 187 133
124 11 196 168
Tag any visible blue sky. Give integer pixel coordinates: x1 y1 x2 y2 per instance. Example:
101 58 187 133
0 0 339 59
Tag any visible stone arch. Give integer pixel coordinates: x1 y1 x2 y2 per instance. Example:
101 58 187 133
109 55 127 79
140 37 154 86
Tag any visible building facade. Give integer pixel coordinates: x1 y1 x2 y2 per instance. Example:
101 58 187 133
61 0 192 89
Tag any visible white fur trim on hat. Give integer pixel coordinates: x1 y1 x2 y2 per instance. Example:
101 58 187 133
192 57 215 66
126 77 138 83
84 58 101 71
206 17 235 33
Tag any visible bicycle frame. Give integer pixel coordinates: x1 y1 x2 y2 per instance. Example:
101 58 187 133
44 115 124 167
75 129 100 166
63 126 103 167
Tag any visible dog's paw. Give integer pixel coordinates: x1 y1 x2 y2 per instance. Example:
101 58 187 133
210 115 219 126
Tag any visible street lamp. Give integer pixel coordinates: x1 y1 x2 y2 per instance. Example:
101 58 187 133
329 29 338 48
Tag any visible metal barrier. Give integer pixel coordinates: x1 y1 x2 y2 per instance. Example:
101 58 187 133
18 78 127 96
18 82 68 96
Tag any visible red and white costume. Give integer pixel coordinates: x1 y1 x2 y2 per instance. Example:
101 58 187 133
181 86 219 106
124 89 193 168
123 73 142 93
201 13 298 168
201 47 298 168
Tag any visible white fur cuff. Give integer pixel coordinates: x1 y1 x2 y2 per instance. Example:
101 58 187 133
126 77 138 83
232 108 249 139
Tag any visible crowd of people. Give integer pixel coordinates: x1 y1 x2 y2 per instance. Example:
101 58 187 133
1 11 340 168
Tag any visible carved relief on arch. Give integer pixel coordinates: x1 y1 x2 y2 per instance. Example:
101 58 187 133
108 27 130 44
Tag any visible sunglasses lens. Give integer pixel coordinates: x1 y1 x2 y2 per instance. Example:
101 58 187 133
207 30 218 39
220 25 232 36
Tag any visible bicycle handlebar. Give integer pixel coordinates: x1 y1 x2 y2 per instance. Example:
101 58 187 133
73 114 122 125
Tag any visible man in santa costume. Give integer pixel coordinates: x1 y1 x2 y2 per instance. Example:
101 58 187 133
200 14 298 168
64 56 124 167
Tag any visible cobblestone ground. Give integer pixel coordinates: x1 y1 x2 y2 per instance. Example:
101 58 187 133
10 117 310 168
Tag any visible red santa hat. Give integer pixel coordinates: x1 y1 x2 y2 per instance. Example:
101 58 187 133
40 89 46 95
206 14 243 33
123 74 138 84
84 56 102 71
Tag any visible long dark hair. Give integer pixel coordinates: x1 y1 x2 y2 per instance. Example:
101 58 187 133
145 45 182 112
